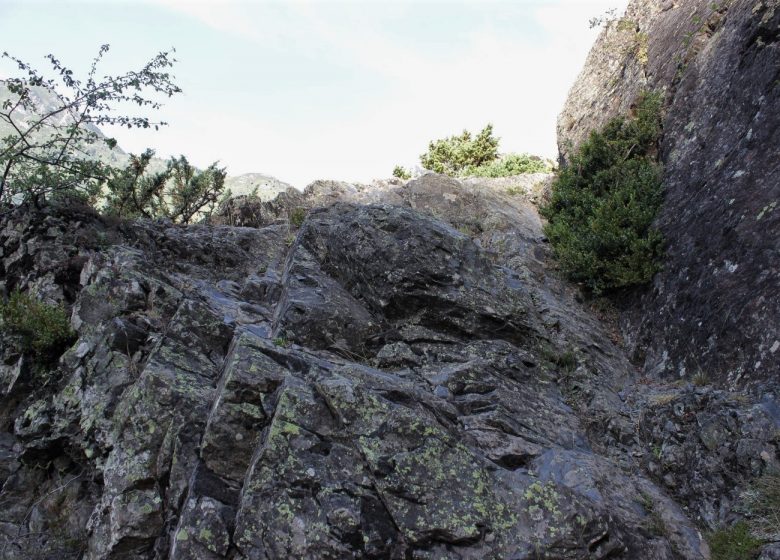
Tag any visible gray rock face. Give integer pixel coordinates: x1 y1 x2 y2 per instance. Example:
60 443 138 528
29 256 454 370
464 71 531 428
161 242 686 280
0 173 776 558
558 0 780 388
213 188 307 228
223 173 295 201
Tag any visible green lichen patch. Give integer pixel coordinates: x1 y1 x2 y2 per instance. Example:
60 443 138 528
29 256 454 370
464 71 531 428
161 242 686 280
321 380 516 545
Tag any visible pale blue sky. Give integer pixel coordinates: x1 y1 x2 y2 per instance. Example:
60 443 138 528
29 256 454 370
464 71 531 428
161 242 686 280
0 0 628 186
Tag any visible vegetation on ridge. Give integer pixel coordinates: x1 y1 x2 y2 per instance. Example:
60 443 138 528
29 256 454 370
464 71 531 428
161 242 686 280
392 165 411 180
104 149 226 223
541 91 665 294
395 124 553 180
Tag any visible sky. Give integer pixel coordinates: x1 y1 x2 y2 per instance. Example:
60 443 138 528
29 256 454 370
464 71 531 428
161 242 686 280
0 0 629 187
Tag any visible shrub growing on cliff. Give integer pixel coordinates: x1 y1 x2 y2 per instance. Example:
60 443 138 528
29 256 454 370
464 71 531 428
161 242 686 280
0 290 75 365
165 155 227 224
540 92 664 293
420 124 499 175
392 165 411 180
102 149 168 220
103 150 226 224
742 469 780 541
419 124 551 178
467 152 553 177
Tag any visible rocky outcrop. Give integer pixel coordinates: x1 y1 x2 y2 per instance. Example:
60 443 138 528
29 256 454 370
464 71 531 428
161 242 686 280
1 173 777 558
223 174 295 201
8 172 772 558
214 188 307 228
558 0 780 388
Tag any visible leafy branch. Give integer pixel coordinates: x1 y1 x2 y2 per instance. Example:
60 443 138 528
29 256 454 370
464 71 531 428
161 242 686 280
0 44 181 206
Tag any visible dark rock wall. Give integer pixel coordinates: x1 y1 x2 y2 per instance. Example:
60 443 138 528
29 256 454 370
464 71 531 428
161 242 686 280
558 0 780 387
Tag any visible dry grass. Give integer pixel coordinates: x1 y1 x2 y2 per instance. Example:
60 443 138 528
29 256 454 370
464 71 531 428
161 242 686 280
742 469 780 541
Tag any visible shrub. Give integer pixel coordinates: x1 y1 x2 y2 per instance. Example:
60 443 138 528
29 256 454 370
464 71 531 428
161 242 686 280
165 155 227 224
289 207 307 227
102 149 169 220
420 124 499 175
540 92 664 294
392 165 411 180
419 124 551 178
0 290 75 365
707 521 763 560
466 153 553 177
103 151 227 224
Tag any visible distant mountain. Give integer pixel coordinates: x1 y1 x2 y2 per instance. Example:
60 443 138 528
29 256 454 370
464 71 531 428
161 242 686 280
224 173 296 200
0 82 131 168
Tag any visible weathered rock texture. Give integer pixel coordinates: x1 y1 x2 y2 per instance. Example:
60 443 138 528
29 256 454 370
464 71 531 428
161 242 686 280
558 0 780 388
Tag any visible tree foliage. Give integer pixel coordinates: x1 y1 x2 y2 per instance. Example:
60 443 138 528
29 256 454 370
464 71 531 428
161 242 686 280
165 155 227 224
540 92 665 293
466 152 553 177
418 124 551 178
0 44 180 207
392 165 411 180
420 124 499 176
103 150 226 224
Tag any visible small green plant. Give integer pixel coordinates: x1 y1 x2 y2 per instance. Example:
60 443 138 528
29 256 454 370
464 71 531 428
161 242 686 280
289 207 307 227
541 91 665 294
556 350 577 374
539 344 576 372
692 371 710 386
0 291 76 366
707 521 763 560
94 230 111 250
392 165 411 180
273 336 289 348
638 492 666 537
